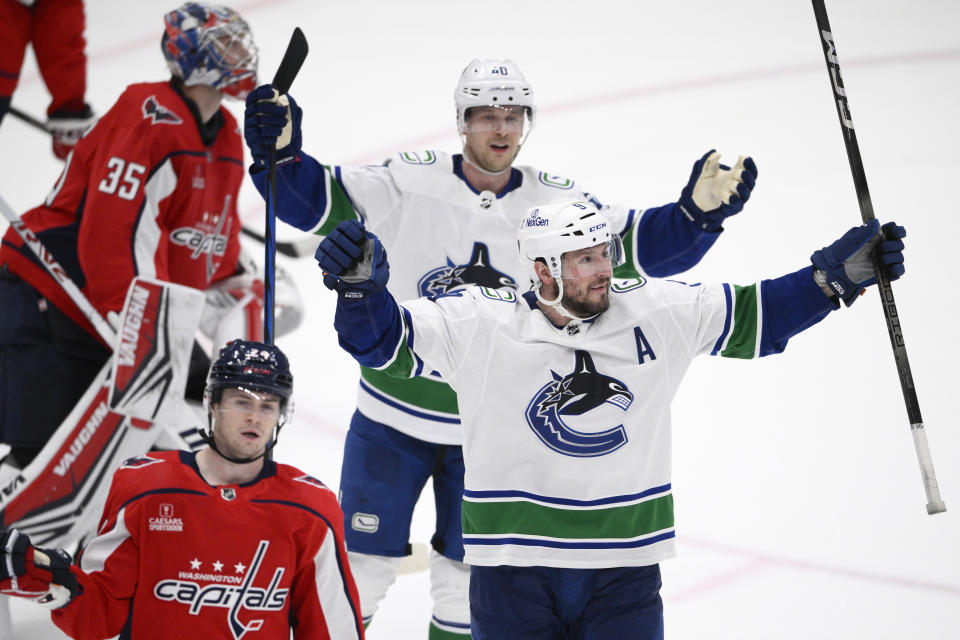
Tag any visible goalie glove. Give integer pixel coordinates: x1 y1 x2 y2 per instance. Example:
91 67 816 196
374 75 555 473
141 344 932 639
811 220 906 307
678 149 758 232
315 221 390 300
244 84 302 168
0 529 81 610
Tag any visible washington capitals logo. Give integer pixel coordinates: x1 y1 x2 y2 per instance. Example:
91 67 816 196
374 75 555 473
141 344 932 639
418 242 516 297
525 351 633 457
142 95 183 125
119 454 164 470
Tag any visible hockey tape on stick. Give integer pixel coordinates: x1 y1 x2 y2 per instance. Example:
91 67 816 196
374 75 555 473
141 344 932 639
811 0 945 515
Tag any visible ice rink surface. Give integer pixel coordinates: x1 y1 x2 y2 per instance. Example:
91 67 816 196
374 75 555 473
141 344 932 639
1 0 958 637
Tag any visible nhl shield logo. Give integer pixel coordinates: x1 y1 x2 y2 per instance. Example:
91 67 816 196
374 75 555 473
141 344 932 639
221 488 237 501
418 242 516 297
525 350 633 457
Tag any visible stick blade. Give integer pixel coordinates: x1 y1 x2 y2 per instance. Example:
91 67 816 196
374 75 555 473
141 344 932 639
271 27 308 95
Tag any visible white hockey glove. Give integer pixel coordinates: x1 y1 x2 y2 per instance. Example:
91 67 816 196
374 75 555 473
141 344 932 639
199 249 304 349
678 150 758 232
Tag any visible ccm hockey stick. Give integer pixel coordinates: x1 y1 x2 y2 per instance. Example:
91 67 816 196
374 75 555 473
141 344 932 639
811 0 945 515
264 27 308 343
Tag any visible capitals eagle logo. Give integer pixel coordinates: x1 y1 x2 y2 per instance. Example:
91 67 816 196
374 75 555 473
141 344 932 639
525 350 633 457
418 242 516 297
142 95 183 125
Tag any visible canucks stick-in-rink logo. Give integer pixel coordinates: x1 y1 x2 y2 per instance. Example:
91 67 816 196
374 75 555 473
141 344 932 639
153 540 288 639
418 242 516 297
525 351 633 457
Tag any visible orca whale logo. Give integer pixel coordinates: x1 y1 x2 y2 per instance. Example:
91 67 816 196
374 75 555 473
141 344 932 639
525 350 633 457
418 242 516 297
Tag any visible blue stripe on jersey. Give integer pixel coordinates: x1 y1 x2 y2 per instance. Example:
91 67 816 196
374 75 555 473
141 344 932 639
463 530 676 550
333 165 360 221
620 208 636 237
463 484 671 507
432 615 471 630
359 379 461 424
401 306 424 377
711 283 733 355
251 499 363 640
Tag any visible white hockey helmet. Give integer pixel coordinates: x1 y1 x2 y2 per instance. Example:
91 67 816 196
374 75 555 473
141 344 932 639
517 200 624 318
455 58 536 136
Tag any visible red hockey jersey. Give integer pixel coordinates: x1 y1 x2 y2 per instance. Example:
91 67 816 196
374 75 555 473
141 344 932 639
0 81 244 343
51 451 364 639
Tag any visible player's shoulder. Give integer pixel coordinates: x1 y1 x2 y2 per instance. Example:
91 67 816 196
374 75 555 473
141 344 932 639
107 451 186 498
113 82 192 128
272 463 340 511
383 150 453 189
514 162 582 195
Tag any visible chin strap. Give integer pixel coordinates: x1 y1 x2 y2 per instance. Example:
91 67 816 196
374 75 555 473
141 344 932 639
532 280 594 334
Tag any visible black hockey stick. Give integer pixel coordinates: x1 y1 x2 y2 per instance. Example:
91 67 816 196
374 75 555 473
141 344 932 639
8 105 48 132
264 27 308 344
811 0 945 515
240 225 320 258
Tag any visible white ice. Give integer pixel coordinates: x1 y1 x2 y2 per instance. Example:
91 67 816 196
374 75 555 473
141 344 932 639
2 0 958 638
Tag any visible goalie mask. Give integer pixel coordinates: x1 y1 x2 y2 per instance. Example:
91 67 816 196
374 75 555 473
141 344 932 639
202 339 293 463
455 58 536 144
162 2 259 99
517 199 624 322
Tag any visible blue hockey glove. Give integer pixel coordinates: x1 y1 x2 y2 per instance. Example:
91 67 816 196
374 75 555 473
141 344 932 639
678 149 758 232
811 220 906 307
316 221 390 300
244 84 302 168
0 528 80 610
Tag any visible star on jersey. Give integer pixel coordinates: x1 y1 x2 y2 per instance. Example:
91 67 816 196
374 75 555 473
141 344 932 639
418 242 517 297
234 562 246 574
525 350 634 457
213 560 224 572
190 558 201 570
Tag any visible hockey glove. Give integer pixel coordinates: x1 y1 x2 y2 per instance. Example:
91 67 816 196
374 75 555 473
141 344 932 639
244 84 302 168
811 220 906 307
0 528 81 610
47 104 96 160
678 149 758 232
316 220 390 300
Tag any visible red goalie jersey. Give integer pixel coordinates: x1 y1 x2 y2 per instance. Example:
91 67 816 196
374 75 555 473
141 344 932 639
0 80 244 343
51 451 364 639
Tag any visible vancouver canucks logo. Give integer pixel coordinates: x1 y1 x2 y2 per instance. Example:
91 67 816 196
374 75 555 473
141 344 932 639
418 242 516 297
525 351 633 457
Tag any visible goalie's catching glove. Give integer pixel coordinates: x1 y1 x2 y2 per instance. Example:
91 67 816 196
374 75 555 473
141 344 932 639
0 528 81 610
315 221 390 300
811 220 906 306
678 149 758 232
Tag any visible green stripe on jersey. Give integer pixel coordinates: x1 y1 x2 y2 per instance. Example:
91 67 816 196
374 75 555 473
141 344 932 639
429 622 471 639
361 366 460 414
614 224 642 280
462 494 674 540
722 283 759 359
315 165 362 237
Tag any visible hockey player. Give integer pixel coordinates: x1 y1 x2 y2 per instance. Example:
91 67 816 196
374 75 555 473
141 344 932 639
0 339 366 639
0 0 95 158
0 3 281 469
314 201 907 639
244 58 758 637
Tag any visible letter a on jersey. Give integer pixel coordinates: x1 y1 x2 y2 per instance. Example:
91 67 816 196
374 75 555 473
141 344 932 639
524 350 633 457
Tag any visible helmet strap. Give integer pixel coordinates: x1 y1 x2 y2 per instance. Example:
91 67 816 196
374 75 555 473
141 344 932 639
533 278 589 327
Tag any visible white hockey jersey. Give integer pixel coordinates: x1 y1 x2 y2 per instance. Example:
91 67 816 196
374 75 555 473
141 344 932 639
379 277 764 568
310 151 645 444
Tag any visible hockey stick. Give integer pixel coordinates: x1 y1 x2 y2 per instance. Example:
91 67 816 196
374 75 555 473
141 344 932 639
240 224 320 258
264 27 308 344
8 105 48 133
811 0 945 515
0 193 115 345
